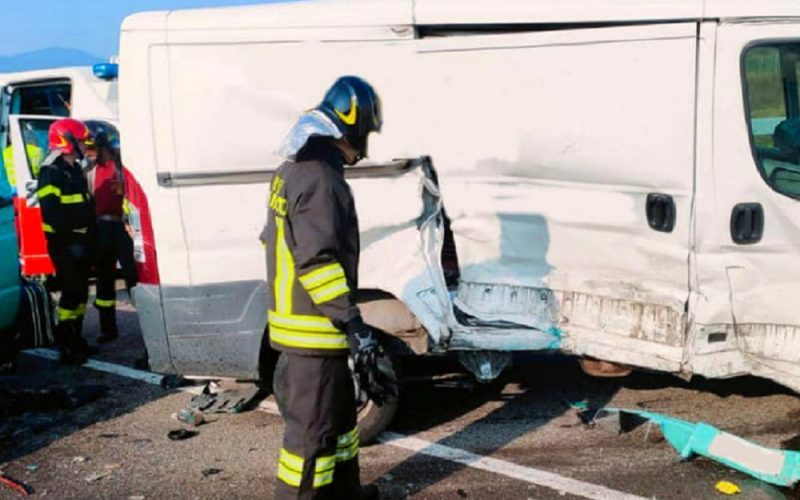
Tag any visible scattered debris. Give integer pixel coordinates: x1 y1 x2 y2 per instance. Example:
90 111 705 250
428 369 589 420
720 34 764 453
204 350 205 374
99 433 122 439
167 429 198 441
173 408 205 427
24 465 38 473
71 456 88 464
457 488 468 498
716 481 742 495
85 470 113 483
0 472 32 496
187 382 263 414
201 468 223 478
582 407 800 487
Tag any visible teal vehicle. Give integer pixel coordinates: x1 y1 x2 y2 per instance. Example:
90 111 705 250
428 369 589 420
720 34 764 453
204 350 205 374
0 144 22 362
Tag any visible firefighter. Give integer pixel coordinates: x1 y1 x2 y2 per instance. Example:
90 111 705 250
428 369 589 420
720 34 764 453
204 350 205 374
85 121 137 343
37 118 96 364
264 76 391 500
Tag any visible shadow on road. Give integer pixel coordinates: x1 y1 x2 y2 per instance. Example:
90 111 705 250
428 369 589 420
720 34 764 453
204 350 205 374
0 308 166 466
379 355 793 499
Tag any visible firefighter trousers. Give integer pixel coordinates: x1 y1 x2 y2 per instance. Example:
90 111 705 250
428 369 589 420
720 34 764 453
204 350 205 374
276 354 361 500
94 220 137 332
47 237 91 341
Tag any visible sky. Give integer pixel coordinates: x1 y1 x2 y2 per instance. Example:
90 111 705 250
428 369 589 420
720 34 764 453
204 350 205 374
0 0 287 59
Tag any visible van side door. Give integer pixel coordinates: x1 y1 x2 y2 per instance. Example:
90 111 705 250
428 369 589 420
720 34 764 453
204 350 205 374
701 21 800 390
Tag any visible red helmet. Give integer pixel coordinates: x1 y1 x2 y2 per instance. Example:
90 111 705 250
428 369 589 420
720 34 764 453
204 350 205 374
48 118 94 155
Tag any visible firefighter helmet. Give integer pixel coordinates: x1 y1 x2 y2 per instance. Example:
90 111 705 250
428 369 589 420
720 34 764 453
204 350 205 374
85 120 121 151
317 76 382 156
48 118 94 155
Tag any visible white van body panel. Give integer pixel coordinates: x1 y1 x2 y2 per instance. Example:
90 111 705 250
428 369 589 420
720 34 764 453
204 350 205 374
120 0 800 387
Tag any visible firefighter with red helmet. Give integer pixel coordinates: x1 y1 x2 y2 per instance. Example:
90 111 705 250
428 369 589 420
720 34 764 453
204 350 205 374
264 76 391 500
37 118 96 364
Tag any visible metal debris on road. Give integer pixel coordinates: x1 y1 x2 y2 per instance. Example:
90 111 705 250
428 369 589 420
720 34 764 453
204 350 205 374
0 472 32 496
85 470 113 483
173 408 205 426
715 480 742 495
71 456 88 464
167 429 198 441
187 382 263 414
582 407 800 487
201 468 223 478
24 465 38 473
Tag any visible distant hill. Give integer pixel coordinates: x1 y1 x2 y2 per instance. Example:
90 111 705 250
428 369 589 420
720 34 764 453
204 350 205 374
0 48 104 73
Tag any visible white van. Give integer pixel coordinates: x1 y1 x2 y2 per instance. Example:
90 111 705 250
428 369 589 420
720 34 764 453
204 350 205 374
120 0 800 436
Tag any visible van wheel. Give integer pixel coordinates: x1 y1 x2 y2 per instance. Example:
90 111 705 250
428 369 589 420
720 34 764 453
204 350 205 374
273 350 401 446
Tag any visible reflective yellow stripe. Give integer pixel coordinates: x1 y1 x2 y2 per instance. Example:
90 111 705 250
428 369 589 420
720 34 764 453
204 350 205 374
274 217 295 314
77 303 87 316
95 299 115 308
280 448 304 472
309 279 350 305
58 307 81 321
270 327 348 350
73 228 88 234
337 427 359 447
337 427 360 462
299 263 345 290
336 439 359 462
37 185 61 199
315 455 336 472
42 223 54 233
61 193 84 204
313 469 334 488
268 310 339 333
277 463 302 487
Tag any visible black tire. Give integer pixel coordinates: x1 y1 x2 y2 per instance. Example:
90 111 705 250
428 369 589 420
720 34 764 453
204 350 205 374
273 349 401 446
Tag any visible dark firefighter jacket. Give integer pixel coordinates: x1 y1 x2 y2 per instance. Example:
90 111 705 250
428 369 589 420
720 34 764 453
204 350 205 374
37 154 94 240
262 138 363 356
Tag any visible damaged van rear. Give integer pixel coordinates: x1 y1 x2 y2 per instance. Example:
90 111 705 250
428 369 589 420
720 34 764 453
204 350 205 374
119 0 800 437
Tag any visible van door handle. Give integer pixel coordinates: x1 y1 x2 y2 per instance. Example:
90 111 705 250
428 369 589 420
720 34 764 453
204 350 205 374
646 193 676 233
730 202 764 244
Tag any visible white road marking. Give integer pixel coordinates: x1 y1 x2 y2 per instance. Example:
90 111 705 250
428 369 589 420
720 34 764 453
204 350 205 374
23 348 645 499
24 348 164 385
379 432 648 500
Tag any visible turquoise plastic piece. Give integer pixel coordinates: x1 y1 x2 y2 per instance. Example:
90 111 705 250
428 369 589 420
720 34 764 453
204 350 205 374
609 408 800 487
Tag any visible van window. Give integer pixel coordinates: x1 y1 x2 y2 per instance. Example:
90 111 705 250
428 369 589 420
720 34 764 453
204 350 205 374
10 82 71 117
18 119 52 179
744 44 800 198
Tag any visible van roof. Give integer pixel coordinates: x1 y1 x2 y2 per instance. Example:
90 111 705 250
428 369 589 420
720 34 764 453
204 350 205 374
123 0 800 32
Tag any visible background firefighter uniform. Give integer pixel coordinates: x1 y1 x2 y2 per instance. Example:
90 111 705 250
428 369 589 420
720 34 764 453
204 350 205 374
37 153 94 350
263 139 364 499
88 158 137 337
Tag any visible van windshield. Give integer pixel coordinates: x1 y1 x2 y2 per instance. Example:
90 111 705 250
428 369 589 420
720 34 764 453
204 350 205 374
744 44 800 198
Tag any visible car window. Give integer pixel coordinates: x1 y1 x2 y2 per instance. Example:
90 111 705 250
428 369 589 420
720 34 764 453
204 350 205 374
744 43 800 198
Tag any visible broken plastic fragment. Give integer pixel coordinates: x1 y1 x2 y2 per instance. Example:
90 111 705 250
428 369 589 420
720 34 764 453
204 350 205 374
595 408 800 487
715 480 741 495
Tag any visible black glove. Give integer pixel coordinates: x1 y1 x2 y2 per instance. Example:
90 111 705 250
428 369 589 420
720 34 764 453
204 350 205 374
347 321 390 406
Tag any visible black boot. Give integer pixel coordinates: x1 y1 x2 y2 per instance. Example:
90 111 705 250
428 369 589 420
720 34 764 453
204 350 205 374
97 307 119 343
55 321 87 365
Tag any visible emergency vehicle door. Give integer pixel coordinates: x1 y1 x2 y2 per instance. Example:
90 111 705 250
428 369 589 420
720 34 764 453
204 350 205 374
704 22 800 388
8 115 55 276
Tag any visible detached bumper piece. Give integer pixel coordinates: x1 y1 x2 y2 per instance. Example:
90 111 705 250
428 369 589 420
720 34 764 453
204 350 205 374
582 407 800 487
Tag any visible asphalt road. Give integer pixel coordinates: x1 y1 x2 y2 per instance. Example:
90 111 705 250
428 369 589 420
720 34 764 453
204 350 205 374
2 299 800 499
